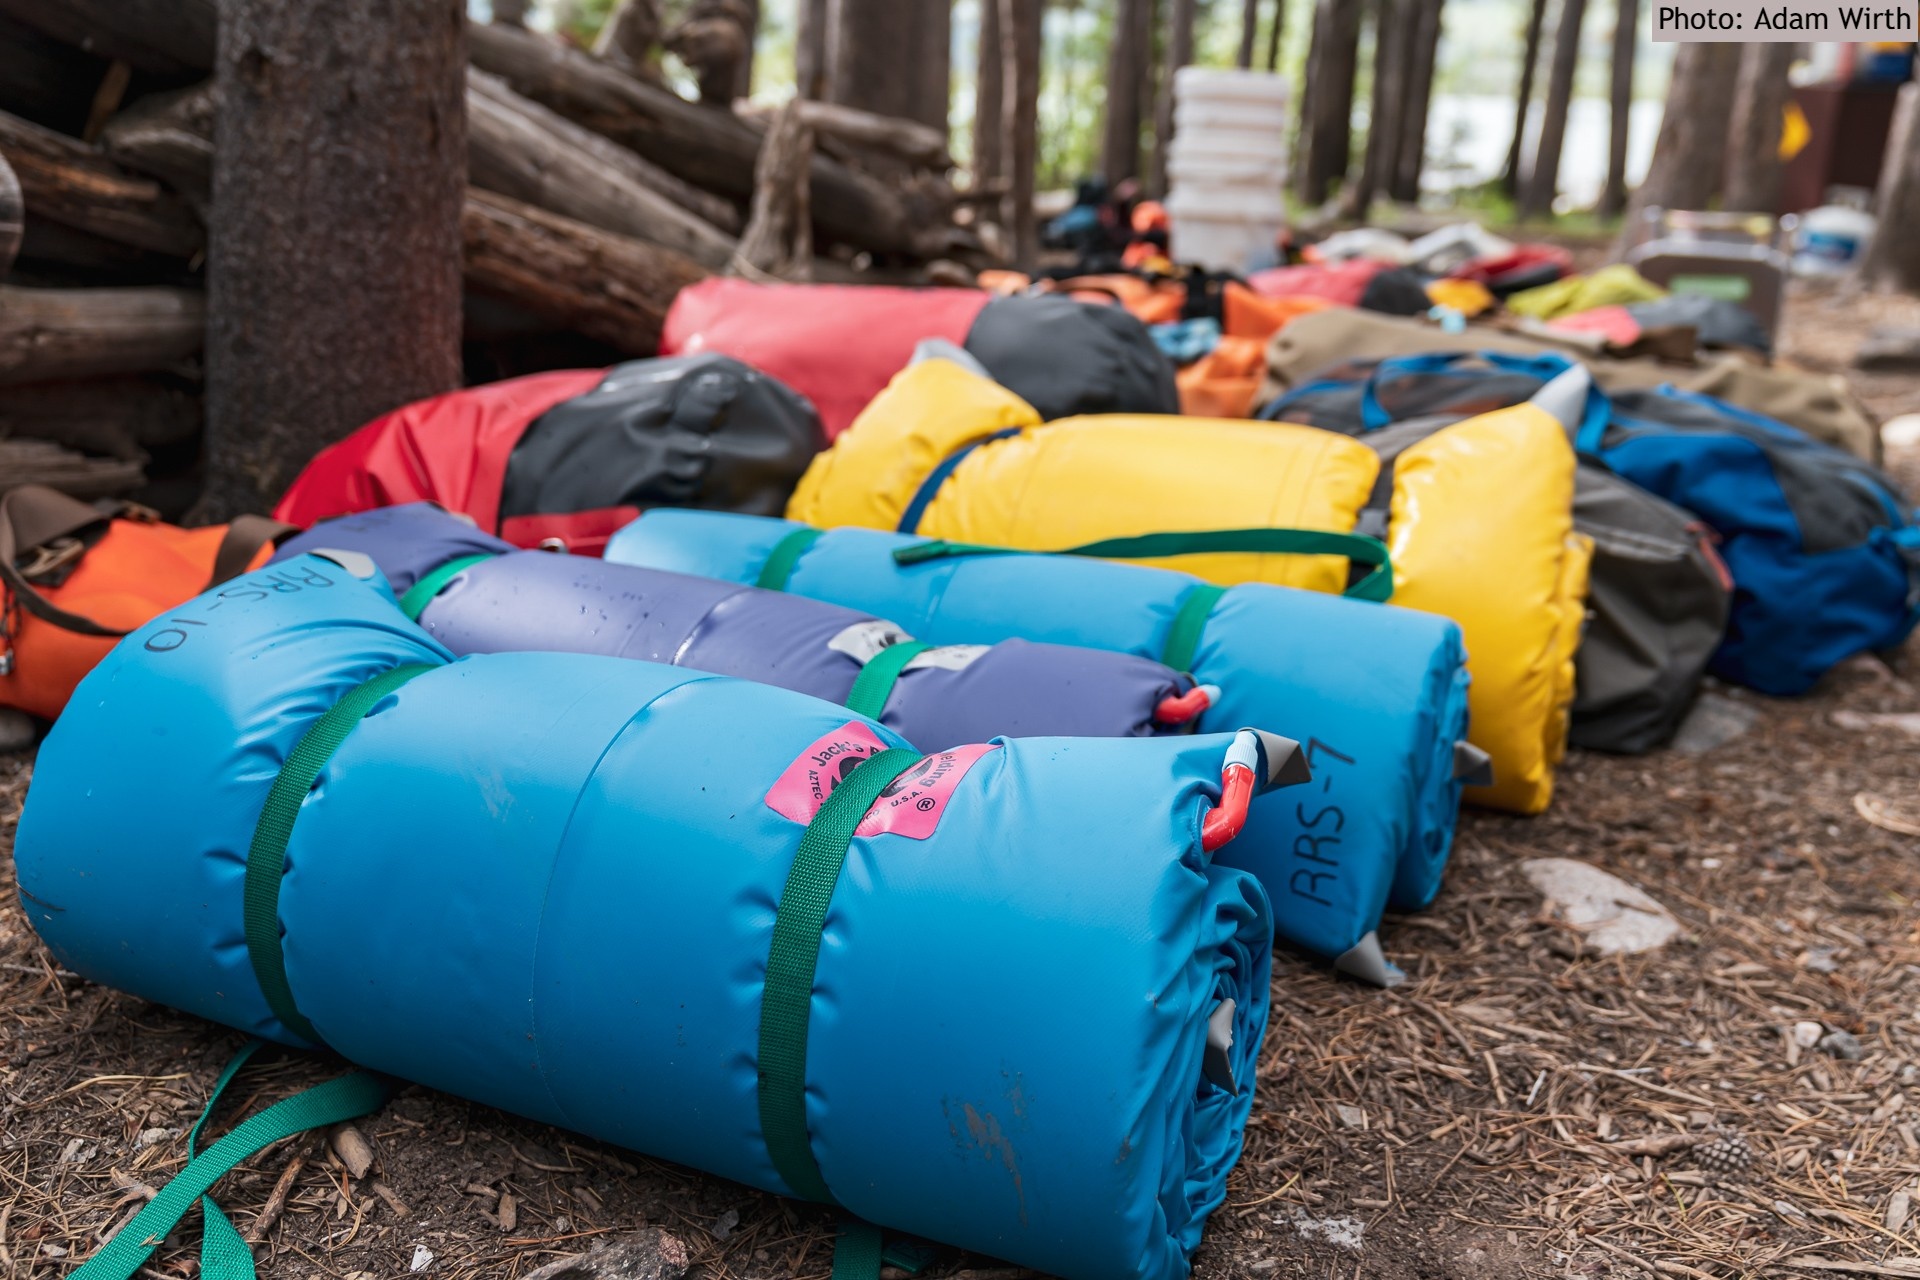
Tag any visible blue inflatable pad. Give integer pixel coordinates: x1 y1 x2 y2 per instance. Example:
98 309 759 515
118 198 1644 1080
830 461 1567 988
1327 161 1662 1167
17 554 1275 1280
609 511 1477 982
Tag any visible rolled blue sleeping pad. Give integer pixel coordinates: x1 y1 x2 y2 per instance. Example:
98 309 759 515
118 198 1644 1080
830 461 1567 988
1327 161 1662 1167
270 504 1195 748
608 510 1479 985
16 552 1285 1280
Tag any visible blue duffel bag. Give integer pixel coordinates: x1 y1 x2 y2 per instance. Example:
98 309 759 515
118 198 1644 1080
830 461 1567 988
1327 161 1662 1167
17 552 1297 1280
1266 350 1920 696
607 510 1478 984
271 504 1203 748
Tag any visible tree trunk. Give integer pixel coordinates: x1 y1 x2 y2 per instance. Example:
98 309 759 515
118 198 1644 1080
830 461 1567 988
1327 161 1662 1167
1342 0 1409 218
1153 0 1199 196
734 0 759 98
201 0 466 521
1722 41 1797 213
0 0 216 77
0 108 204 259
1518 0 1587 220
1597 0 1638 217
1296 0 1362 204
1390 0 1443 202
593 0 663 81
1858 82 1920 293
0 285 203 386
1237 0 1260 68
462 188 707 353
1617 40 1739 251
1102 0 1152 184
1001 0 1042 269
1265 0 1286 71
469 21 925 256
795 0 830 99
828 0 952 137
466 72 737 269
973 0 1004 190
1502 0 1548 197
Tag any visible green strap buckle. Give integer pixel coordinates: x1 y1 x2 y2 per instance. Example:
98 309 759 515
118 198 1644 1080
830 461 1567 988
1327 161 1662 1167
843 641 932 722
244 664 435 1045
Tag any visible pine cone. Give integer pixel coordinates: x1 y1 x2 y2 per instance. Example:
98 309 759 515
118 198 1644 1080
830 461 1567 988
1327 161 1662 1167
1693 1127 1756 1181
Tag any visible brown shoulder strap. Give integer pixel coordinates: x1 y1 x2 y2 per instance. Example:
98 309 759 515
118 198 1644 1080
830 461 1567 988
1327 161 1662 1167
206 514 300 589
0 485 127 639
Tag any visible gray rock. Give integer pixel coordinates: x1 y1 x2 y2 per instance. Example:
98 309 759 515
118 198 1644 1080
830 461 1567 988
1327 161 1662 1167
1819 1029 1866 1061
1670 692 1759 755
520 1231 691 1280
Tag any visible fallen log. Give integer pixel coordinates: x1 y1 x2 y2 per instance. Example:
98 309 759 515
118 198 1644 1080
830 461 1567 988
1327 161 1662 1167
738 98 953 170
0 153 20 277
0 375 200 459
467 72 737 269
461 188 708 355
97 82 216 214
468 21 924 256
734 99 812 279
0 108 203 257
0 436 146 500
0 284 203 386
0 0 215 78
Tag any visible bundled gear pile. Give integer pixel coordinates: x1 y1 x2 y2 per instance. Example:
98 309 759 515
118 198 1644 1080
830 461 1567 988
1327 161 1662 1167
271 504 1206 750
17 553 1297 1280
782 355 1588 814
274 353 824 555
1266 350 1920 697
608 510 1477 979
1263 351 1736 751
0 485 293 720
659 277 1181 437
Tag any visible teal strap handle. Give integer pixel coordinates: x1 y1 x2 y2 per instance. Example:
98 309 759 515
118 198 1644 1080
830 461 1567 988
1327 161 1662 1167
243 664 435 1044
1161 584 1227 674
72 1049 391 1280
757 527 825 591
184 1042 265 1279
844 641 932 721
895 529 1394 603
398 554 494 621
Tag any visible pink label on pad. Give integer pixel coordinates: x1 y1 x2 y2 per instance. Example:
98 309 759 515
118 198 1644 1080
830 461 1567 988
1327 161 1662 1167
765 721 997 840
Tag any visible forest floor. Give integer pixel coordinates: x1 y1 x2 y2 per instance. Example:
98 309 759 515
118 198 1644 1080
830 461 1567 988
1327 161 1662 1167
3 281 1920 1280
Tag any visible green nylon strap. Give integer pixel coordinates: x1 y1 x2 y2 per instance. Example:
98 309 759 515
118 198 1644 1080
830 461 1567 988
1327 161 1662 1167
184 1041 264 1280
71 1059 391 1280
758 746 924 1205
893 529 1395 603
243 665 435 1045
831 1222 885 1279
1161 584 1227 674
757 527 825 591
398 554 493 621
843 641 931 721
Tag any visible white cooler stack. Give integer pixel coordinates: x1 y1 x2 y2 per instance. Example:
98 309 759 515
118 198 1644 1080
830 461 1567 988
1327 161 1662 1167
1165 67 1290 273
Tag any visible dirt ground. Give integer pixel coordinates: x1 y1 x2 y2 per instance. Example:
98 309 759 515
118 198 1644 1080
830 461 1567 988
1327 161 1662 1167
4 281 1920 1280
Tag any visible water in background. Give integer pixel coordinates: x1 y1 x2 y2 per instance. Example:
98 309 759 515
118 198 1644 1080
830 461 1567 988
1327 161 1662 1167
1424 95 1666 208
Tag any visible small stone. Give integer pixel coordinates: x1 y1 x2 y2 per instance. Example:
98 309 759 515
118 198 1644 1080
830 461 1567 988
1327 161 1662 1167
1820 1029 1866 1061
410 1245 434 1272
1793 1021 1824 1049
1334 1103 1367 1130
1888 1189 1912 1233
711 1208 739 1241
1521 858 1680 955
1800 947 1841 974
0 709 35 753
1670 693 1758 755
136 1127 177 1149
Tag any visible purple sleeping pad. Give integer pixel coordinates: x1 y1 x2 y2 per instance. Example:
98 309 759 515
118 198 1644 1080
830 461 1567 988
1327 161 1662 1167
273 503 1193 749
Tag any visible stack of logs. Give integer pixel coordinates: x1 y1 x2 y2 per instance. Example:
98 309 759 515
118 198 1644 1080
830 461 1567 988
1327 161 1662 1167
0 0 980 516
